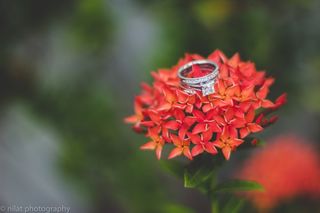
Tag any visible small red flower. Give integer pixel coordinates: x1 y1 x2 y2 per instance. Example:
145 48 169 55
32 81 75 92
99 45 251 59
125 50 286 160
239 107 263 138
213 107 246 139
188 130 218 157
210 79 236 107
192 109 221 136
213 128 243 160
140 127 165 160
124 98 144 132
168 134 193 160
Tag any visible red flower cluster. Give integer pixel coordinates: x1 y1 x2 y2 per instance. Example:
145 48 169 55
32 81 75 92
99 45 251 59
125 50 286 160
236 135 320 209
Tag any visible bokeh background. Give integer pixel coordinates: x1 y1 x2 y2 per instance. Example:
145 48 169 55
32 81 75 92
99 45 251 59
0 0 319 213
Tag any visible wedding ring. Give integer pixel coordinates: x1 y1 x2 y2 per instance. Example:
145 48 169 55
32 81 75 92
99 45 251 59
178 60 219 96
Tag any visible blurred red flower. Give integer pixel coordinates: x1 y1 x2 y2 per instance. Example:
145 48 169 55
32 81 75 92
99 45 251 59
236 135 320 209
125 50 286 160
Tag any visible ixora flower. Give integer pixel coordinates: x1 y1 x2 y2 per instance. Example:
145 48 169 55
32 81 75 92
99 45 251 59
236 135 320 209
125 50 286 160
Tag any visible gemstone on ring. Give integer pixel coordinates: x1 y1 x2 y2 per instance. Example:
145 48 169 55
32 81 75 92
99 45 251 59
201 81 215 96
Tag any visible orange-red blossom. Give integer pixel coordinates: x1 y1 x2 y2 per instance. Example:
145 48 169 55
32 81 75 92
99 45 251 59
236 135 320 209
125 50 286 160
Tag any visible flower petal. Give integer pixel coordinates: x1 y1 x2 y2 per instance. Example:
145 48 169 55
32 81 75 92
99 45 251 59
261 99 275 108
240 127 250 138
192 123 208 134
170 134 182 146
209 122 222 133
183 148 193 160
228 53 240 68
193 109 206 121
189 133 202 144
205 143 218 155
155 145 163 160
186 104 194 113
191 144 204 157
163 86 176 103
168 147 182 159
124 115 139 123
208 49 226 63
232 138 244 147
176 90 189 104
248 123 263 133
140 141 156 150
222 146 232 160
173 109 185 122
202 129 213 142
245 107 255 123
184 116 197 126
202 103 214 113
157 102 172 111
225 107 235 121
213 140 224 149
163 120 180 130
162 128 171 142
178 125 188 140
148 110 161 124
140 121 155 127
273 93 287 109
213 115 226 125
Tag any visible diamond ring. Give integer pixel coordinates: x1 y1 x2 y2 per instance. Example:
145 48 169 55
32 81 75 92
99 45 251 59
178 60 219 96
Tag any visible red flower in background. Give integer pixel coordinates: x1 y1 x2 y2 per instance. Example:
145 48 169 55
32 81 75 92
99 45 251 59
125 50 286 160
236 135 320 209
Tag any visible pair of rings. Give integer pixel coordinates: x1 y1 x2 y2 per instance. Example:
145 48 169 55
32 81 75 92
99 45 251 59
178 60 219 96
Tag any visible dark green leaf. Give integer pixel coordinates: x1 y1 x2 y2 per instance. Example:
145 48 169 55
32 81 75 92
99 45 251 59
184 154 224 189
213 179 264 193
221 196 246 213
184 167 215 188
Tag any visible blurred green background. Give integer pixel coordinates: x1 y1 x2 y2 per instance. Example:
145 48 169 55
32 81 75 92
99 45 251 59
0 0 319 213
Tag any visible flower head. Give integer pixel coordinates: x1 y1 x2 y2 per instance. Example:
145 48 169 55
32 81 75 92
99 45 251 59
236 135 320 209
125 50 286 160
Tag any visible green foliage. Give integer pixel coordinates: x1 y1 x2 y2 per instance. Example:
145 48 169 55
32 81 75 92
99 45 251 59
163 203 195 213
212 179 264 193
69 0 113 51
168 153 264 213
30 90 168 213
212 195 247 213
184 167 215 188
182 154 224 192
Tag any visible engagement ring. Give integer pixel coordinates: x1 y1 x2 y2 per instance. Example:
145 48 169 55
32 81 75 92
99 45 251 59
178 60 219 96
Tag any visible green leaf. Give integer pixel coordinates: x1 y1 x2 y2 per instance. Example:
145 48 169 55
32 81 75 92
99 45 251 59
221 196 246 213
184 167 215 188
213 179 264 193
183 154 224 189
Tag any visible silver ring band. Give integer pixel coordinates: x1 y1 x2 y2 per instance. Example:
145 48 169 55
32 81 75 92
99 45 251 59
178 60 219 96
